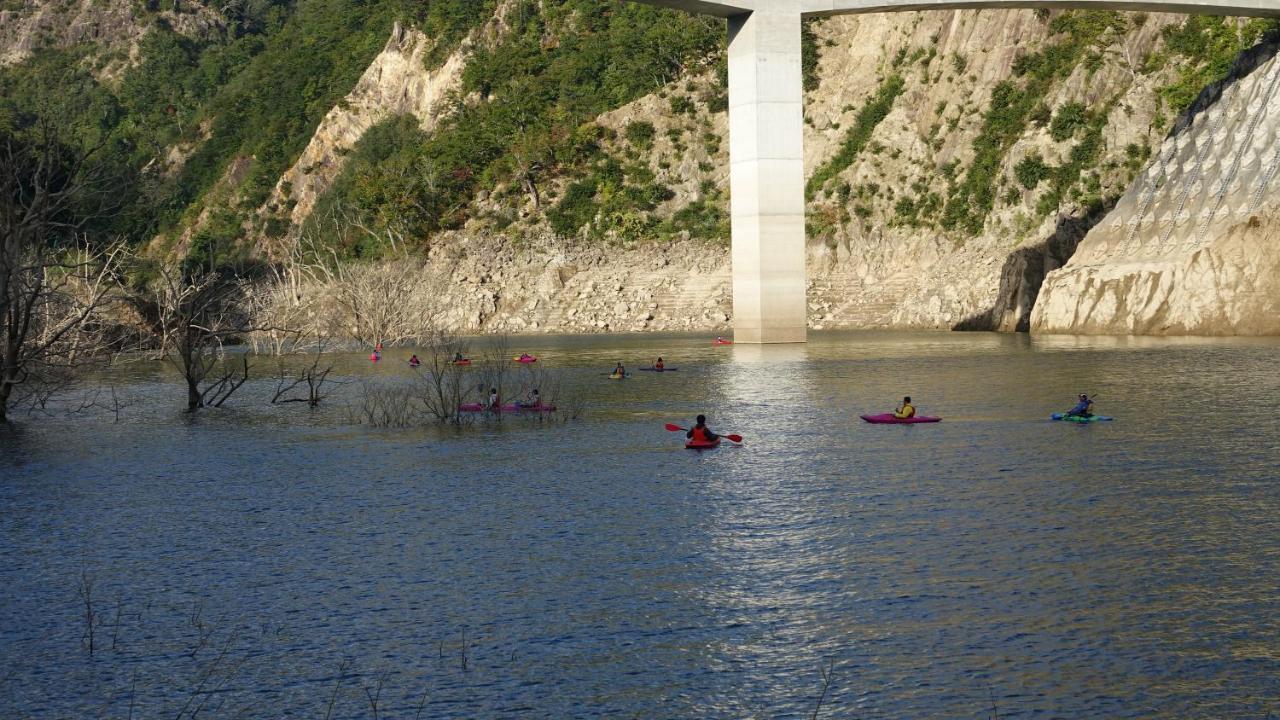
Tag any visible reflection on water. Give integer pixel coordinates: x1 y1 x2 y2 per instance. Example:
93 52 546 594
2 331 1279 718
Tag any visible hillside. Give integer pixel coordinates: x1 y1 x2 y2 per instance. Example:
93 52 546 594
2 1 1277 335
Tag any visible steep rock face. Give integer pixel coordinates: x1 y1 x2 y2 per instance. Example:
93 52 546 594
0 0 141 66
0 0 222 73
1032 43 1280 334
801 10 1181 331
264 23 469 231
479 10 1187 335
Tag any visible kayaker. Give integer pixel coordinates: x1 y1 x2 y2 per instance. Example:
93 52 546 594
375 341 383 352
613 362 626 377
686 415 719 443
487 388 501 411
893 396 916 419
655 357 665 370
518 389 541 408
454 352 465 362
408 354 421 368
519 353 534 362
370 351 381 363
1065 394 1094 418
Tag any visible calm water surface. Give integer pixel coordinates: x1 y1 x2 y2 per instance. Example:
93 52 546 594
2 331 1279 718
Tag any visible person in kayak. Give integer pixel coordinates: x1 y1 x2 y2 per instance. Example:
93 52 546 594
893 396 916 419
519 353 534 362
408 354 421 368
454 352 465 362
1065 394 1094 418
370 351 381 363
517 388 541 408
487 388 501 411
686 415 719 443
654 357 665 370
613 362 626 377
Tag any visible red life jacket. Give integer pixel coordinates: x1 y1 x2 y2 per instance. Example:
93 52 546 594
690 426 710 442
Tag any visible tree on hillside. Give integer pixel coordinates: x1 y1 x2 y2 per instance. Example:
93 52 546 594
0 123 126 423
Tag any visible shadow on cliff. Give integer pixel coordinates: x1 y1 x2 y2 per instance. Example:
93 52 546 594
952 209 1107 333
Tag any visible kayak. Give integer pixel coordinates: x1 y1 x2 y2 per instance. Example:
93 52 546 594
685 438 722 450
513 356 537 363
459 403 557 413
608 373 626 380
451 359 472 366
1051 413 1114 423
713 339 733 346
860 414 942 424
638 367 678 372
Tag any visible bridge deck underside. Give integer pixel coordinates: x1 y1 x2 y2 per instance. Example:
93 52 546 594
634 0 1280 18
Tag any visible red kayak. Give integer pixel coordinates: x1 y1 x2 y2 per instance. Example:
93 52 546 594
514 355 537 364
685 438 722 450
451 359 472 366
860 413 942 424
459 403 557 413
713 339 733 346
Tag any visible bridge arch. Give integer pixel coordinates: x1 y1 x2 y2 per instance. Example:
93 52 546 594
630 0 1280 342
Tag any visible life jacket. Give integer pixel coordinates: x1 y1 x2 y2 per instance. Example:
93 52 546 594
895 404 915 419
655 360 664 369
690 426 711 442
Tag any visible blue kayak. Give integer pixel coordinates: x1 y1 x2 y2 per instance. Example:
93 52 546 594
1051 413 1114 423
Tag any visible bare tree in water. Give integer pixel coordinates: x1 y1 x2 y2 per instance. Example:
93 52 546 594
0 120 126 422
411 330 472 423
148 265 255 411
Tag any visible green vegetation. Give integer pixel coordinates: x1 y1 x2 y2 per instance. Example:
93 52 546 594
802 19 821 92
941 10 1129 235
1049 102 1088 141
0 0 478 255
806 75 906 200
1015 153 1050 190
625 120 656 149
1152 16 1279 116
314 0 723 249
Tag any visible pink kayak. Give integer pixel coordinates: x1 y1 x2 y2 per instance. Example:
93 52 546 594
860 413 941 424
513 355 538 363
460 403 557 413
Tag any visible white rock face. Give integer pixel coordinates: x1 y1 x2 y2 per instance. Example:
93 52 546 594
1032 44 1280 335
265 23 469 229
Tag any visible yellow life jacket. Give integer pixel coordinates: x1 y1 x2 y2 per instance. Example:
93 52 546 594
894 404 915 419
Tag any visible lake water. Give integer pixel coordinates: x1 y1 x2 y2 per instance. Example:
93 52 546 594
2 331 1279 718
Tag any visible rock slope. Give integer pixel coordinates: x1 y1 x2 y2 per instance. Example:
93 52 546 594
1033 41 1280 334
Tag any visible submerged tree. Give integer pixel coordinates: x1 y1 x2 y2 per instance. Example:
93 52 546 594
0 122 126 422
148 265 256 412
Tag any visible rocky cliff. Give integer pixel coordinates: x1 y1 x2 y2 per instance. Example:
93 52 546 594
264 22 470 231
1032 40 1280 334
0 0 223 75
418 9 1279 336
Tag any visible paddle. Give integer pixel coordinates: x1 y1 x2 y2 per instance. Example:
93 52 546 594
664 423 743 444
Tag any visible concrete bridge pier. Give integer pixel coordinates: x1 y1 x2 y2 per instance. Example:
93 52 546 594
726 1 808 343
